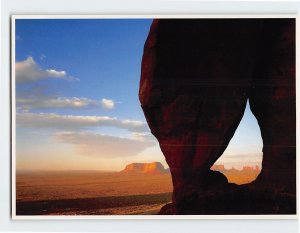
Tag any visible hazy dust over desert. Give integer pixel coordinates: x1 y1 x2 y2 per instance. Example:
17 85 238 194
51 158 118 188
16 163 260 215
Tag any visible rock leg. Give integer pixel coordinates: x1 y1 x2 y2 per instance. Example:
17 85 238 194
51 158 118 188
139 19 262 211
249 19 296 194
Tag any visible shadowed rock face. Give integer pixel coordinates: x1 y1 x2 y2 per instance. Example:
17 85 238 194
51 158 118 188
139 19 296 215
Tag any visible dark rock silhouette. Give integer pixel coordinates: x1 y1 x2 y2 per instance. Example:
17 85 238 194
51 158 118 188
121 162 169 174
139 19 296 214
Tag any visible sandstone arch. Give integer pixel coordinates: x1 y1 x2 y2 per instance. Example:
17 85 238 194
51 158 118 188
139 18 296 214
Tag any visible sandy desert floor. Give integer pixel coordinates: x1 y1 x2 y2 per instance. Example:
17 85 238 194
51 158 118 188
16 171 173 215
16 168 259 215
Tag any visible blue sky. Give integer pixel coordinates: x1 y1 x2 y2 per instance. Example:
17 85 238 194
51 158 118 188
15 19 263 171
16 19 150 119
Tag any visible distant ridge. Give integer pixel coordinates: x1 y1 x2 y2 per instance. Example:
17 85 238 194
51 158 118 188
120 162 169 175
211 164 261 172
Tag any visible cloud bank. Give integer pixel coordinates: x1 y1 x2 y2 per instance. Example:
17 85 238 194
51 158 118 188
52 131 156 157
101 98 115 109
16 112 148 132
15 57 78 83
17 97 115 110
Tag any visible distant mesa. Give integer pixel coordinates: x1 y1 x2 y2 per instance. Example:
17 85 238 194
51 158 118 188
121 163 260 175
211 164 226 171
211 164 261 172
121 162 169 175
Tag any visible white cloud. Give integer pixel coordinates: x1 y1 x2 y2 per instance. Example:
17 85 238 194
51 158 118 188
15 58 114 110
15 57 78 83
17 97 115 110
101 98 115 109
52 131 156 157
16 112 148 132
46 69 66 77
129 132 153 142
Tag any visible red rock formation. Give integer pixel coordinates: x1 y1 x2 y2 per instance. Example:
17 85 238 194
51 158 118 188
211 164 225 172
139 19 296 214
121 162 168 175
248 19 296 194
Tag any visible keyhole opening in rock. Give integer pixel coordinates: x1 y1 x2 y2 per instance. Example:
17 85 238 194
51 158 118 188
211 100 263 185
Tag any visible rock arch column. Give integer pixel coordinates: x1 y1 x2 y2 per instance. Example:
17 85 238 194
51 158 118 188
139 18 296 214
249 19 296 193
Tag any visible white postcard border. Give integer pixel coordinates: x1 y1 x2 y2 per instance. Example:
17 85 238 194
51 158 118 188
11 13 299 220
